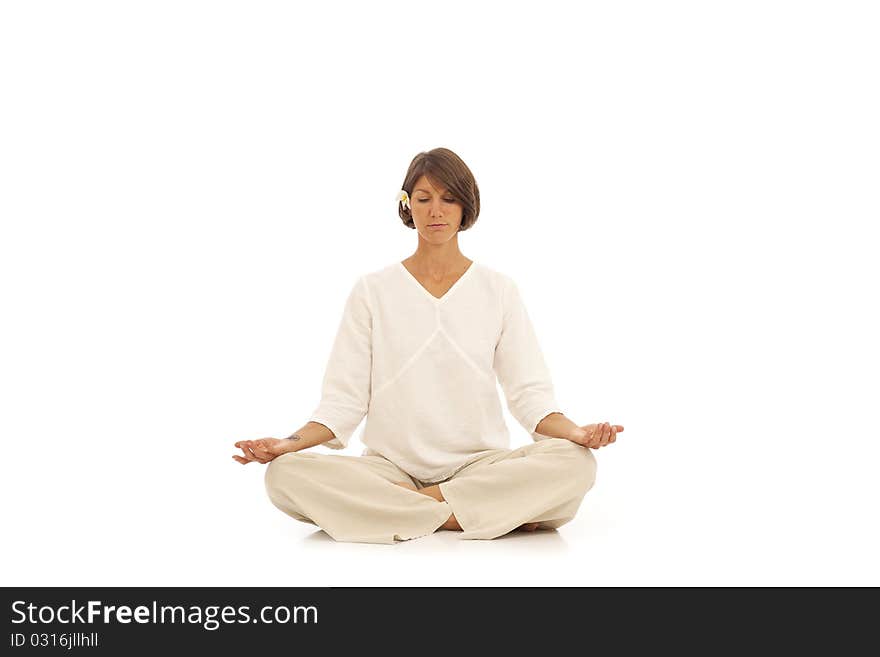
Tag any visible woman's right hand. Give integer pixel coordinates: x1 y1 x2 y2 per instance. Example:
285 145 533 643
233 438 291 465
568 422 623 449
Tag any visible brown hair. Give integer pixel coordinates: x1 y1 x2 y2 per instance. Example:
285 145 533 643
398 147 481 231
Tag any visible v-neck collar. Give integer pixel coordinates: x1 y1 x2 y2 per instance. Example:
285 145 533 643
398 260 477 304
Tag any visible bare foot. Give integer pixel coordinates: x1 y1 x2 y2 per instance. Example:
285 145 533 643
393 481 460 531
394 482 540 533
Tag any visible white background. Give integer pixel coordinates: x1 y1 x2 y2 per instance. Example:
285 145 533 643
1 1 877 586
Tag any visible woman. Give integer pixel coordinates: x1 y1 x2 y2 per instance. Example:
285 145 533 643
233 147 623 544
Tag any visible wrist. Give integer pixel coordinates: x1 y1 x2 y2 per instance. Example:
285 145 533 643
282 432 304 453
566 426 588 444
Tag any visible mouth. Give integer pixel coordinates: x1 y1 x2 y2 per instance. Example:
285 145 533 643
428 223 447 227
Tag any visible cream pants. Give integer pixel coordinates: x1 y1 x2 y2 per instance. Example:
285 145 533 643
264 437 597 544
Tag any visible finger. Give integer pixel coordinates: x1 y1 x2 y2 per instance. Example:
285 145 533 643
598 422 609 446
609 426 617 443
587 428 598 448
252 451 270 464
239 444 256 461
614 425 624 432
251 441 274 462
232 455 249 464
251 451 269 463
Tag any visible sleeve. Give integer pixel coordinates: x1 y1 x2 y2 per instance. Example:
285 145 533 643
307 275 373 449
493 276 565 443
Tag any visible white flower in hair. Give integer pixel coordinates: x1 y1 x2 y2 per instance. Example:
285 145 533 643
397 189 410 210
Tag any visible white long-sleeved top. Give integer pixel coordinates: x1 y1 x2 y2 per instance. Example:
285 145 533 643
307 260 564 483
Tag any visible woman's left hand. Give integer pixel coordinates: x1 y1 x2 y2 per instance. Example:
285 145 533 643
568 422 623 449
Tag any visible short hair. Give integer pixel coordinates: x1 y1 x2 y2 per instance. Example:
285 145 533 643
398 147 481 231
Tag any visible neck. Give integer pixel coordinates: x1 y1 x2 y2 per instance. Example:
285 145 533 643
407 239 470 276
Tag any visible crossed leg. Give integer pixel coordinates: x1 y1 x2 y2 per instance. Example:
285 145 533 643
264 438 596 543
391 481 539 531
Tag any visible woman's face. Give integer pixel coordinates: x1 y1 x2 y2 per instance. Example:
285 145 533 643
409 175 463 239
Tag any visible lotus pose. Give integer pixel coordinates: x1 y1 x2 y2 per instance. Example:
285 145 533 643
234 147 623 544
